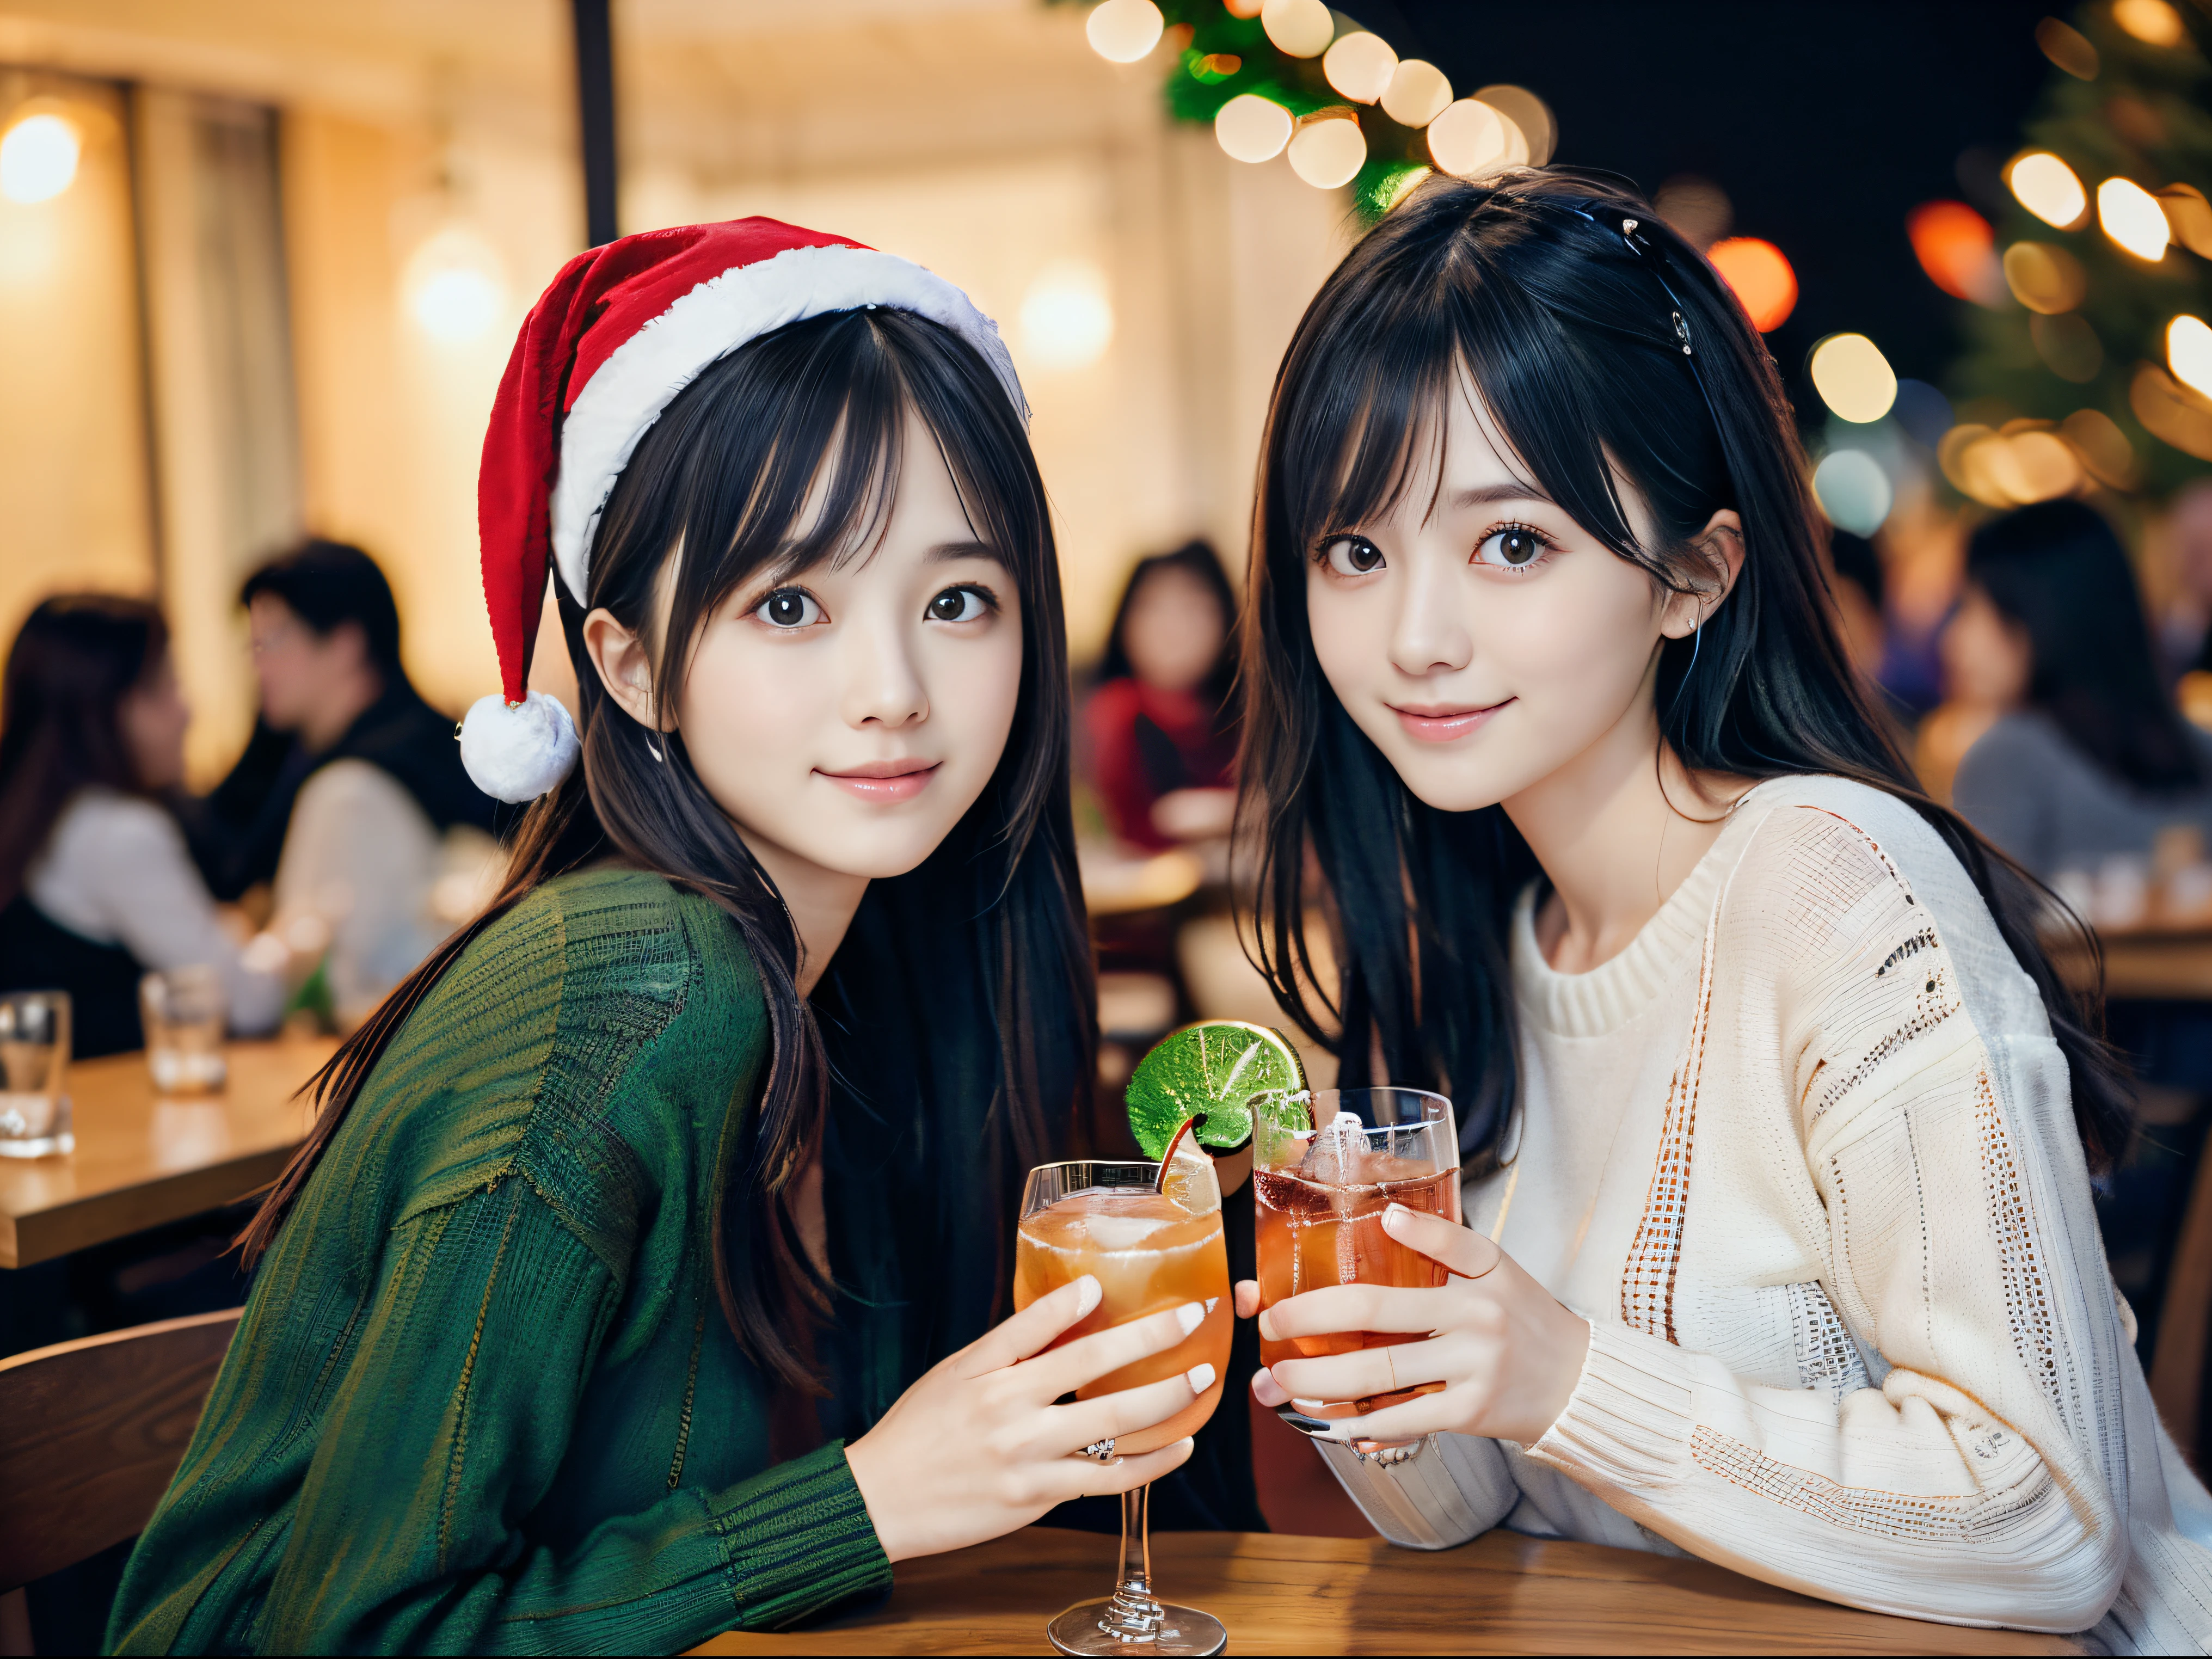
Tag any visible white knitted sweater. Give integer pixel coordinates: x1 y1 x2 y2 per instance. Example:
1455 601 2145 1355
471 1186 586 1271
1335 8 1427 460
1319 776 2212 1652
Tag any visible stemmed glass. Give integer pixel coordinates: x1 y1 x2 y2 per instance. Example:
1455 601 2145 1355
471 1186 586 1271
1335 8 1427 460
1250 1087 1459 1449
1014 1158 1232 1657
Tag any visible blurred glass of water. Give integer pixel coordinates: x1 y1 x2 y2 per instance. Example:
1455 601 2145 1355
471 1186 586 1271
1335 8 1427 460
0 991 73 1158
142 966 228 1095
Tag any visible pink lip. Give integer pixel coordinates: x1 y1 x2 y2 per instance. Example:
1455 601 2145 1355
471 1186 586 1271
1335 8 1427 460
1388 700 1513 742
816 760 941 802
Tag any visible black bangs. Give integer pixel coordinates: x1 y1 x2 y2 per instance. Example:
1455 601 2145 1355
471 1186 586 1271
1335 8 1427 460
1276 182 1734 600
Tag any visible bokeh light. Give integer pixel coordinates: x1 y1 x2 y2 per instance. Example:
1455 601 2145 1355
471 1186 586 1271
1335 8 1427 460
0 113 80 205
2008 152 2087 229
1812 451 1893 536
404 226 508 343
2164 185 2212 259
2060 409 2137 489
2172 315 2212 401
1707 238 1797 332
2031 312 2103 383
2099 176 2171 261
2134 362 2212 462
1214 94 1292 163
1380 59 1452 128
1890 379 1953 448
1810 334 1897 424
1473 86 1554 167
1427 99 1519 179
2001 242 2087 313
1906 201 2000 305
1260 0 1334 58
2036 17 2099 79
1019 260 1115 371
1086 0 1165 63
1323 32 1397 103
2114 0 2186 45
1287 113 1367 189
1655 176 1732 250
1941 422 2084 505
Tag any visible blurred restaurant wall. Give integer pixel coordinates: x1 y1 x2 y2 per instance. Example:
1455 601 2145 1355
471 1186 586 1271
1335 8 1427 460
0 0 1345 784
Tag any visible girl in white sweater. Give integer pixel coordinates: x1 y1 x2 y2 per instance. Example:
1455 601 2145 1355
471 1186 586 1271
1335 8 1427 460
1228 171 2212 1650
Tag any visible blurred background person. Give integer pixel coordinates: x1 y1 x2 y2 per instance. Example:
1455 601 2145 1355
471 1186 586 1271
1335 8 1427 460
1826 529 1890 686
2158 479 2212 685
1085 539 1238 853
1951 499 2212 1384
185 540 498 1025
1951 500 2212 891
0 596 285 1057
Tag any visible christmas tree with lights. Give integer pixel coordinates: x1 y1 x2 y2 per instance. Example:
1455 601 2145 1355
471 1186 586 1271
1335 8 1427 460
1946 0 2212 501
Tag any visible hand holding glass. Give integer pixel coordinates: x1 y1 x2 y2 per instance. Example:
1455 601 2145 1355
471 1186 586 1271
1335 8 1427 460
1013 1158 1231 1656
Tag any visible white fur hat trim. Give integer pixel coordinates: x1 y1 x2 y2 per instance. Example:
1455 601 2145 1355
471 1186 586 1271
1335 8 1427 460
459 691 580 803
548 242 1025 606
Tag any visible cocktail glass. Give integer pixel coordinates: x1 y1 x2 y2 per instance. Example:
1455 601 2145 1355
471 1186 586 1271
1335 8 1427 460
1251 1086 1459 1436
1015 1158 1231 1657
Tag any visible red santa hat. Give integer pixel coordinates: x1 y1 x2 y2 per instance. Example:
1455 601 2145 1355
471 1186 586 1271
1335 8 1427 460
458 217 1028 803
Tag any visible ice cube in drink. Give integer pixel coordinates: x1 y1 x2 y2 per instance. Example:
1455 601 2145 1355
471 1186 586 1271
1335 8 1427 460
1013 1185 1231 1454
1254 1126 1460 1414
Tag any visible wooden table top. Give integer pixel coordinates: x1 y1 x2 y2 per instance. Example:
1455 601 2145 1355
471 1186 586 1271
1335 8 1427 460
689 1527 2082 1656
0 1036 336 1269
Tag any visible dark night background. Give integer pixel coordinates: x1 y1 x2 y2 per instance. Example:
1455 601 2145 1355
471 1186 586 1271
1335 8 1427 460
1360 2 2066 421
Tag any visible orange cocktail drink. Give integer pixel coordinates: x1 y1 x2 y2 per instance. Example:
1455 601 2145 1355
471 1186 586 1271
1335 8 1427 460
1252 1087 1459 1416
1013 1178 1230 1454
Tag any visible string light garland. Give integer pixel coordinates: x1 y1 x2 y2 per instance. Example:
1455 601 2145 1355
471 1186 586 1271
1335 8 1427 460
1060 0 1553 220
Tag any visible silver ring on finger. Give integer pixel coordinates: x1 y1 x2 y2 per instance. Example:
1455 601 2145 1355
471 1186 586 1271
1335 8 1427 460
1082 1437 1117 1463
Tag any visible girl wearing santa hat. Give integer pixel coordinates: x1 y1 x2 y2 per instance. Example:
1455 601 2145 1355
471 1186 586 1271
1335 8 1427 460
109 221 1204 1654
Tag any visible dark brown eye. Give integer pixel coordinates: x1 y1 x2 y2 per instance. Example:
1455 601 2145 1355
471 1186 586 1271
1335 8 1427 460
1324 537 1385 575
755 589 820 628
1476 526 1551 573
929 587 987 623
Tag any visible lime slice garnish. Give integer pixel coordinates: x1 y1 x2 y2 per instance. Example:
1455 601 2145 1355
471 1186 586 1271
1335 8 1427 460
1126 1020 1306 1158
1156 1113 1219 1215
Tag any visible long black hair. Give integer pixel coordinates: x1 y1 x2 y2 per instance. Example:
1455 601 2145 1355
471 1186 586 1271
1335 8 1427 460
241 307 1097 1390
1237 169 2128 1172
0 594 168 910
1967 499 2203 795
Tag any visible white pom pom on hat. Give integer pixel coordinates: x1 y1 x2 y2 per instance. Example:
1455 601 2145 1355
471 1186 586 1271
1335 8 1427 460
460 216 1025 803
459 692 580 804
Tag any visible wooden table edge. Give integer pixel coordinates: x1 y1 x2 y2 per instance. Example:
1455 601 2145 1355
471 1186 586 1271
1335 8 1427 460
0 1146 296 1269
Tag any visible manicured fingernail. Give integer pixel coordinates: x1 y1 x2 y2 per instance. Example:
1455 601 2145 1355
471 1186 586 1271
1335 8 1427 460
1074 1275 1102 1318
1175 1301 1204 1337
1258 1310 1277 1341
1383 1202 1409 1228
1187 1362 1216 1394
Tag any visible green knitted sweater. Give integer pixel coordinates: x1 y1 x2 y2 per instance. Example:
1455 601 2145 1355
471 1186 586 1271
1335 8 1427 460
106 869 890 1655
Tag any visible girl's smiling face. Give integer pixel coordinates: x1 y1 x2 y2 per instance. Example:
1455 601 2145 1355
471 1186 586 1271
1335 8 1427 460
1305 368 1726 816
589 404 1024 887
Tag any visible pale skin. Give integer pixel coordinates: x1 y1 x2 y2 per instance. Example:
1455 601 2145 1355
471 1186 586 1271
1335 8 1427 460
119 649 191 791
581 409 1201 1562
248 594 384 753
1236 367 1750 1449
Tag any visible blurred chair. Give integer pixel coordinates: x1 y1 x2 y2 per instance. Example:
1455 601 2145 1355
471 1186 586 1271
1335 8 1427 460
0 1307 241 1655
